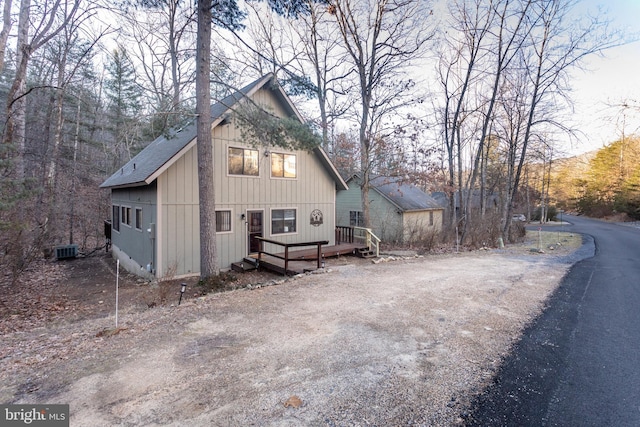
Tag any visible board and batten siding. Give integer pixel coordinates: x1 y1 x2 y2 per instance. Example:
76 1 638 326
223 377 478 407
336 178 444 243
157 86 338 277
335 180 363 227
157 143 199 277
110 184 157 276
336 179 403 241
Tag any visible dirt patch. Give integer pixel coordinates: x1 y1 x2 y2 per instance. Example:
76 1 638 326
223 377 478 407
0 231 587 426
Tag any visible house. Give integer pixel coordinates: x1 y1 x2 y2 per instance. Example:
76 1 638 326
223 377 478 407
336 175 444 244
100 74 348 278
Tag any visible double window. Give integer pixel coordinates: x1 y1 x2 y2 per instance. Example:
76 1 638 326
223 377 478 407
271 152 296 178
228 147 259 176
272 208 296 234
350 211 364 227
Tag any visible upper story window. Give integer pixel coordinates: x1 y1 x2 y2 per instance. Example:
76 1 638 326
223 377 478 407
271 152 296 178
228 147 259 176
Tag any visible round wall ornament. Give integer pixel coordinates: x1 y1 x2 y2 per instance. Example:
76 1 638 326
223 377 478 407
310 209 323 226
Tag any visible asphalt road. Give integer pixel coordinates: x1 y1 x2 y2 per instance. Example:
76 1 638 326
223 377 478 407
465 215 640 426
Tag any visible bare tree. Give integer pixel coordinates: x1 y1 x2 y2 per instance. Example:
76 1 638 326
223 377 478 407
330 0 433 227
501 0 621 237
121 0 197 134
2 0 81 177
436 0 533 240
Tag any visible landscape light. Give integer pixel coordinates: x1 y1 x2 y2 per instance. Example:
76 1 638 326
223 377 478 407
179 282 187 305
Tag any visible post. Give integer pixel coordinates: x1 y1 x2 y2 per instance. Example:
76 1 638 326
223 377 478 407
115 259 120 328
284 246 289 274
316 243 322 269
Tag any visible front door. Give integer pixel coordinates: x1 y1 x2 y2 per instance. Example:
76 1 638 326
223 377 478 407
247 211 263 254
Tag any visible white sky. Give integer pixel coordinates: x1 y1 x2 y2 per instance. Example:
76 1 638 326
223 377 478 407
563 0 640 155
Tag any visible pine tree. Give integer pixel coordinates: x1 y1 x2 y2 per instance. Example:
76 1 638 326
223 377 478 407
104 44 144 167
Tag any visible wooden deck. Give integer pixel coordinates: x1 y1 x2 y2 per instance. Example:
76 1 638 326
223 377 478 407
251 243 365 275
282 242 363 260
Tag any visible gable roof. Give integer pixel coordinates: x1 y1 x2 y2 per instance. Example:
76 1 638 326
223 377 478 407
100 74 347 191
348 175 443 212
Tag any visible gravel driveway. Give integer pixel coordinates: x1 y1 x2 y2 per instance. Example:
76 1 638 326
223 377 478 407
1 238 587 426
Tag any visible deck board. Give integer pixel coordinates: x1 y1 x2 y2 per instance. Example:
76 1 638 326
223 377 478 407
250 243 367 275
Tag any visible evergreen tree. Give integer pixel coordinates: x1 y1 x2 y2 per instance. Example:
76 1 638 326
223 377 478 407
104 44 144 167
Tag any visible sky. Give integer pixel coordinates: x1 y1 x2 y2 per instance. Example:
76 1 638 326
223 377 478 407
564 0 640 156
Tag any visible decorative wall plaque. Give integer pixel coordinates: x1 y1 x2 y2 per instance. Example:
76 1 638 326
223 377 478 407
310 209 323 226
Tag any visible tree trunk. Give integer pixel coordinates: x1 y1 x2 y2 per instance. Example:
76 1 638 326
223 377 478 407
196 0 219 279
0 0 12 72
2 0 31 178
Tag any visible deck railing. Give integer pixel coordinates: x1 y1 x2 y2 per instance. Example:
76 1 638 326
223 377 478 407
255 237 329 274
336 226 381 257
335 225 354 244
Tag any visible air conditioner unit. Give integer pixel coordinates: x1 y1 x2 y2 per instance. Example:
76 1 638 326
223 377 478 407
55 244 78 260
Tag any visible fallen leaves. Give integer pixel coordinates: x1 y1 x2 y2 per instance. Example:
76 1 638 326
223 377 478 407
284 395 303 408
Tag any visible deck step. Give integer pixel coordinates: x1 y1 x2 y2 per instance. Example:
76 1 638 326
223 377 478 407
231 258 259 273
356 247 376 258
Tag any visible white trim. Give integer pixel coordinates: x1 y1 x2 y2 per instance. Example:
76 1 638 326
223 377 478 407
156 177 163 278
215 209 234 234
112 204 121 233
269 151 298 180
245 209 266 256
144 111 229 185
135 207 143 231
121 205 133 228
226 145 261 178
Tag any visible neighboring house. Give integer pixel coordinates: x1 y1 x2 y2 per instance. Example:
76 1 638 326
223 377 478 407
100 74 347 279
336 175 444 244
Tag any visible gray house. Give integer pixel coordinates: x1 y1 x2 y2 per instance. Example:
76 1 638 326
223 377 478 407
101 74 347 278
336 175 444 244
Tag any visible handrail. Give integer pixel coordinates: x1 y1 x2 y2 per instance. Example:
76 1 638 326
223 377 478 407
353 226 381 257
255 237 329 273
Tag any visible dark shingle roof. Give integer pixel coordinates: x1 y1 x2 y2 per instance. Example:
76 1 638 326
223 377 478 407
100 75 270 189
369 176 442 211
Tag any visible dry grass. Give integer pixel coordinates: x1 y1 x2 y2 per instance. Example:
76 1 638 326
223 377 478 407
520 229 582 254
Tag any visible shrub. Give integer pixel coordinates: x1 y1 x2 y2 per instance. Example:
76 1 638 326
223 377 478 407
531 205 558 222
